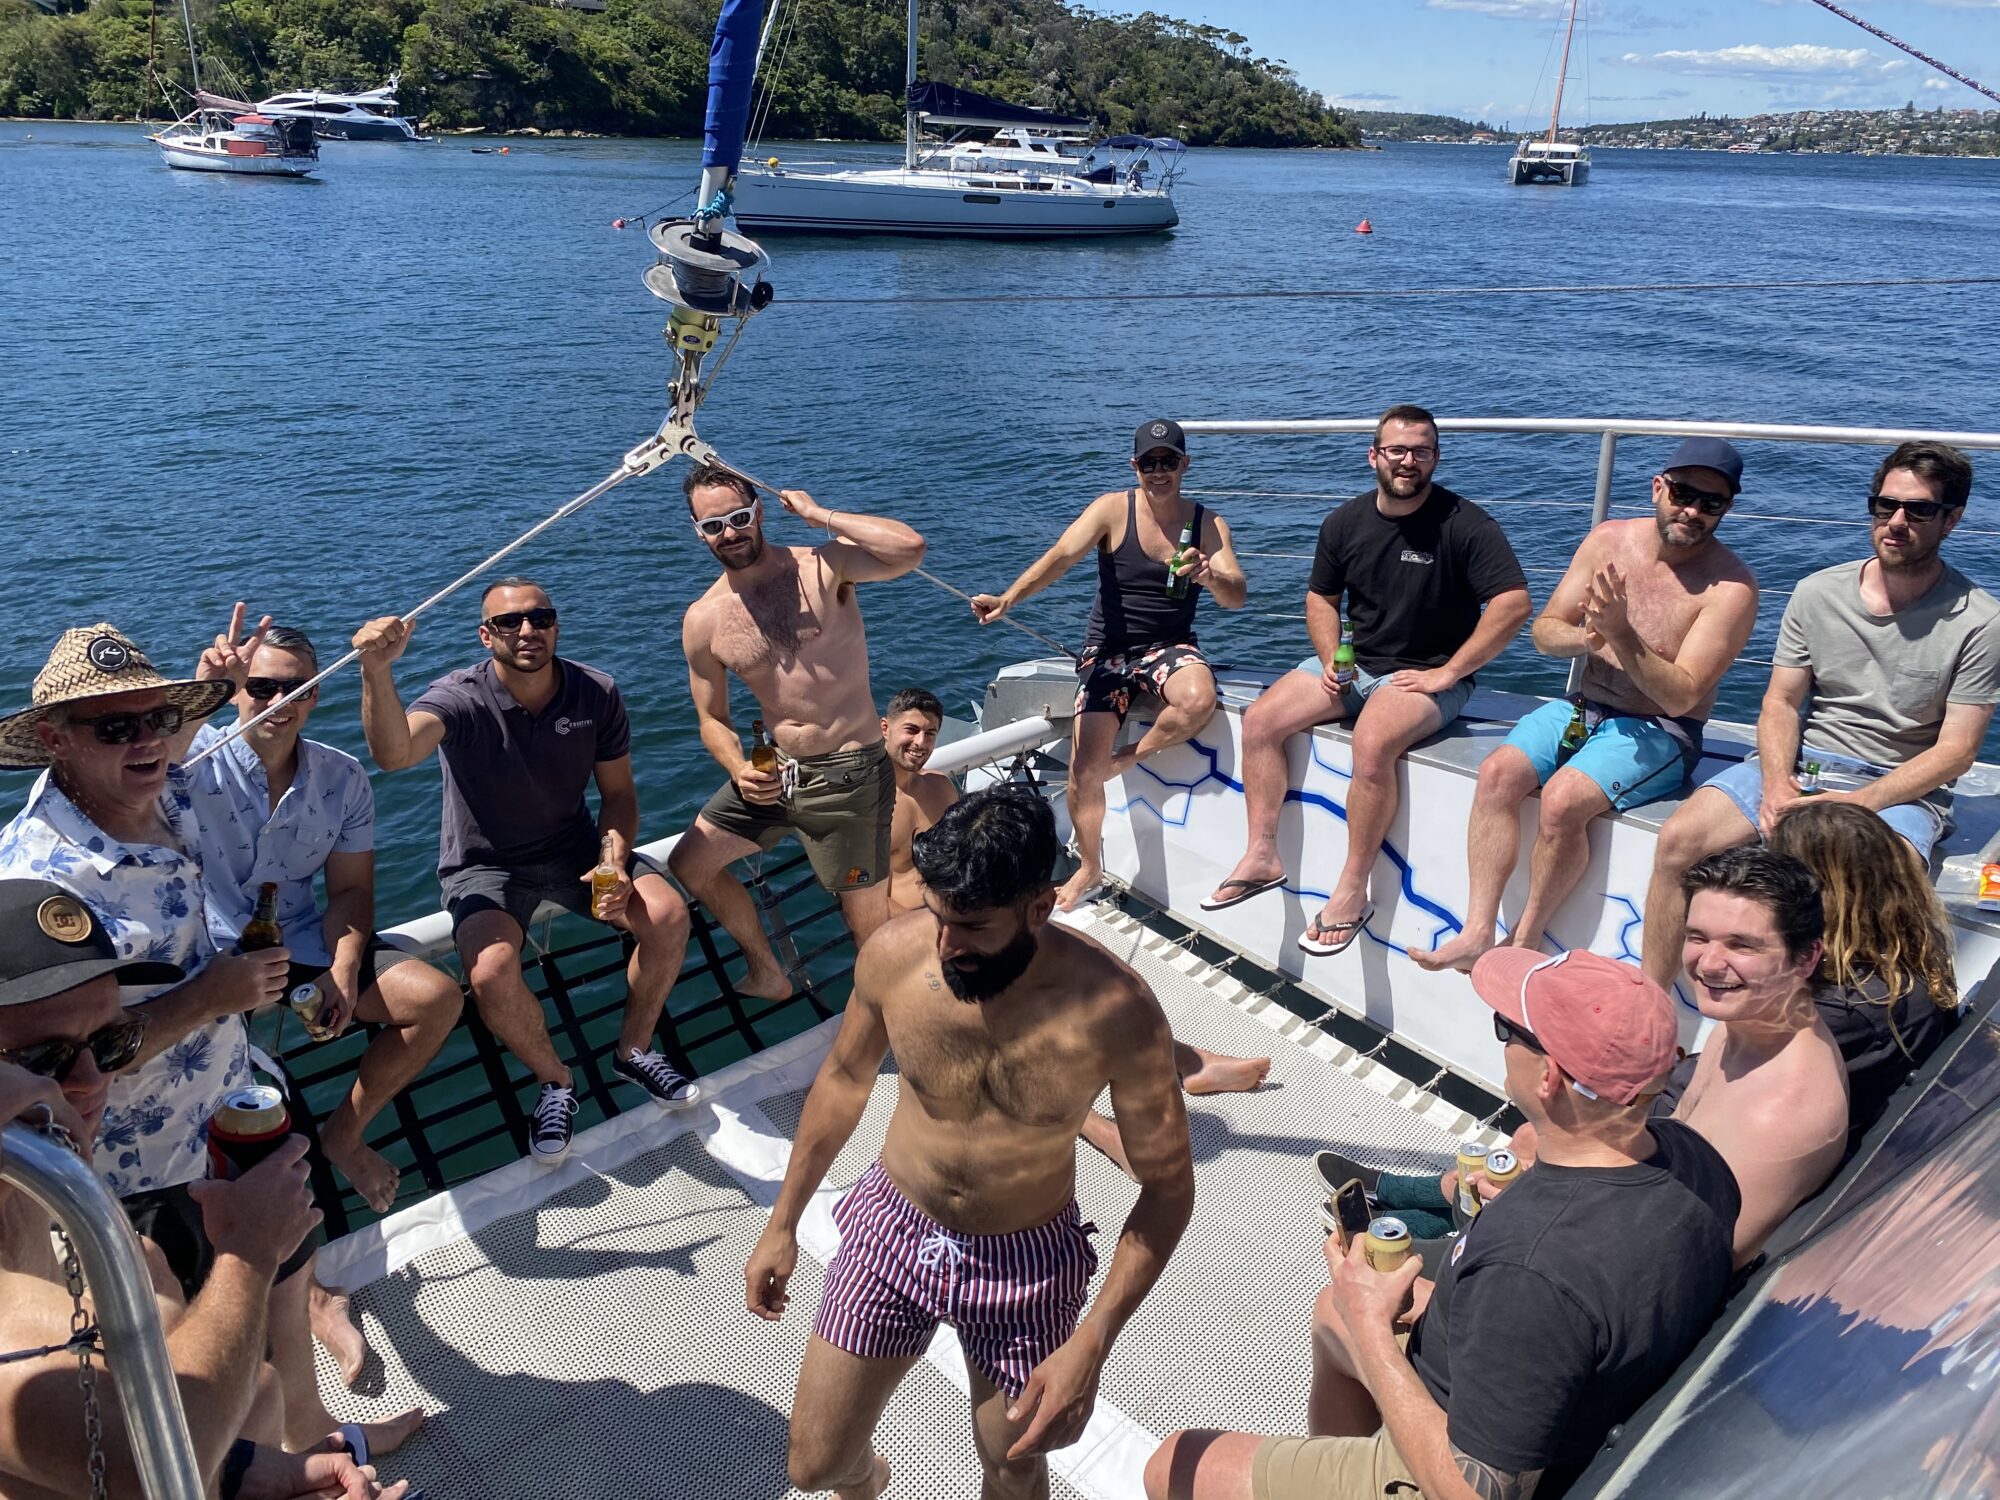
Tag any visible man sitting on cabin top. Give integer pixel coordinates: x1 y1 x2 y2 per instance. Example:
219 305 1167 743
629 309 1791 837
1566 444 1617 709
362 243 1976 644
0 878 409 1500
352 580 698 1166
971 418 1249 912
1415 437 1758 975
1641 440 2000 992
1204 404 1530 958
1144 946 1740 1500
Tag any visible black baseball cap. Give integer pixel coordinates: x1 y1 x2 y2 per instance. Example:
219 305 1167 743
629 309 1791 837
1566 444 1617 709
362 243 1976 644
1663 437 1744 497
1134 419 1187 459
0 879 182 1009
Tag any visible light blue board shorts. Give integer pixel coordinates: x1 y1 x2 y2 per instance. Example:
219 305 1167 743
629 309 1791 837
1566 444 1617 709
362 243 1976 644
1296 657 1477 729
1503 697 1698 812
1699 751 1947 862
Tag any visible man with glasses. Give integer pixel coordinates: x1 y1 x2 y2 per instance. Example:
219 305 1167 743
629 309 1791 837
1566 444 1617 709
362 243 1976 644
184 607 461 1215
0 623 423 1459
671 466 927 994
1206 404 1528 956
1416 437 1757 974
0 876 412 1500
1641 440 2000 990
972 418 1248 911
353 579 697 1165
1145 947 1738 1500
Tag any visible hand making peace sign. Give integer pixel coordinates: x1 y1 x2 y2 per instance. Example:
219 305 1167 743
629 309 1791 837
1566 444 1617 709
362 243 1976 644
198 600 274 692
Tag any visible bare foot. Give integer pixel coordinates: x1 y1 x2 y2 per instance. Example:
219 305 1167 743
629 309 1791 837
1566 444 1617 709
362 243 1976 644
1079 1109 1138 1183
837 1451 891 1500
309 1281 368 1389
1408 927 1496 974
324 1135 401 1215
1055 865 1105 913
352 1406 427 1458
738 962 795 1003
1179 1048 1272 1096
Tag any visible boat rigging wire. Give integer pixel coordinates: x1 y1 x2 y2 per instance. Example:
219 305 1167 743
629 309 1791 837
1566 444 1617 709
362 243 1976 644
783 273 2000 307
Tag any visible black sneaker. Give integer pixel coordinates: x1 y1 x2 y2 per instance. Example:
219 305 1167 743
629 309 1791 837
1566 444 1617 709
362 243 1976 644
1314 1149 1382 1199
529 1082 578 1162
613 1049 701 1109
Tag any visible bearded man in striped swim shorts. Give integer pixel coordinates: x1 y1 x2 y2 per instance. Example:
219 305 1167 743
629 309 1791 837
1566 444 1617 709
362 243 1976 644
745 787 1197 1499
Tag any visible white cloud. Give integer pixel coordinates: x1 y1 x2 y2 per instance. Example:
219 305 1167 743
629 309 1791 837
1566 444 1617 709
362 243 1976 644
1922 77 1953 90
1617 42 1908 78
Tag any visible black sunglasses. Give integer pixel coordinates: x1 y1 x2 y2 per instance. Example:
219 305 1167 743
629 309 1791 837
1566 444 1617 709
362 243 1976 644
1135 452 1183 474
65 705 184 745
1661 477 1733 517
244 677 315 702
484 607 558 633
0 1013 147 1082
1867 494 1959 524
1493 1013 1546 1054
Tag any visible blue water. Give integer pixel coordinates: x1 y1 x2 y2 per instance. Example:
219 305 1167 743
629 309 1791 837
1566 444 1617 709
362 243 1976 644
4 128 1999 928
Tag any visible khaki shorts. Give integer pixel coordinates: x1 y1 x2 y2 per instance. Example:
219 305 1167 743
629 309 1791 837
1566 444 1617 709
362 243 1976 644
1252 1427 1421 1500
700 742 894 893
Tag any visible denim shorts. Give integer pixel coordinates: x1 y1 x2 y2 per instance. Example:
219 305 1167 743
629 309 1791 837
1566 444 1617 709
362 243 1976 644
1296 656 1476 728
1700 754 1946 862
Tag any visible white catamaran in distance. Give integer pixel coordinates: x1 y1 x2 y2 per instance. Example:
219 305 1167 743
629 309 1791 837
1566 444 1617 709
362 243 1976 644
1509 0 1591 185
149 0 318 174
255 74 426 141
729 0 1180 237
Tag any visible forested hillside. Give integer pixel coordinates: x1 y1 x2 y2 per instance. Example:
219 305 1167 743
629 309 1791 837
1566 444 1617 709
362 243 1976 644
0 0 1358 145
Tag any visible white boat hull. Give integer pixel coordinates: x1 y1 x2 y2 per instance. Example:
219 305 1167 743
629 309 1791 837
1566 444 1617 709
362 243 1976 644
732 165 1176 238
1508 152 1588 186
152 137 317 175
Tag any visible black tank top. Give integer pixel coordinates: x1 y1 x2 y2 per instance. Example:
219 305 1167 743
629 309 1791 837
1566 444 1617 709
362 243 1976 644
1081 490 1205 657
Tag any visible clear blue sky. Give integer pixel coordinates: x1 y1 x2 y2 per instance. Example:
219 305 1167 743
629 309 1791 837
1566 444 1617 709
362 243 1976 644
1162 2 2000 127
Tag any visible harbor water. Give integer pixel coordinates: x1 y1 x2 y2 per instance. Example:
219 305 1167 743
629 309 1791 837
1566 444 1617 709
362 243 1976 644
4 126 1999 929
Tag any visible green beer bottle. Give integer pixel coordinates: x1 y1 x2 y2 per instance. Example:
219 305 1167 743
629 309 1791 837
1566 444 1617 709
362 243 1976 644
1557 697 1589 761
1165 518 1198 601
1332 617 1357 690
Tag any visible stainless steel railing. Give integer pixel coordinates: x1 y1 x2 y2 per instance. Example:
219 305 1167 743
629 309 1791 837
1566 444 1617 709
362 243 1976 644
0 1124 203 1500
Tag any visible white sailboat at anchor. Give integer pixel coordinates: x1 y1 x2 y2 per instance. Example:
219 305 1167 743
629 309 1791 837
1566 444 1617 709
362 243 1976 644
148 0 318 175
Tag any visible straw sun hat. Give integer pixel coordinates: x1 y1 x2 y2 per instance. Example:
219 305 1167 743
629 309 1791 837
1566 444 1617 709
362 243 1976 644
0 625 232 770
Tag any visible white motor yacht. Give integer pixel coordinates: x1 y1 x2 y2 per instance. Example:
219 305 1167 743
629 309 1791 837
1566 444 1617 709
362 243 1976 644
256 75 426 141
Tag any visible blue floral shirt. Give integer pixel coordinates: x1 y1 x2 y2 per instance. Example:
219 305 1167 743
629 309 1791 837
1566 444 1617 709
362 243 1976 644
185 723 376 969
0 771 253 1195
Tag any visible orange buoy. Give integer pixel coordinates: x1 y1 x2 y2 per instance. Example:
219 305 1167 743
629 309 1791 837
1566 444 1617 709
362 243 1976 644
1355 218 1374 234
499 145 510 154
612 218 626 228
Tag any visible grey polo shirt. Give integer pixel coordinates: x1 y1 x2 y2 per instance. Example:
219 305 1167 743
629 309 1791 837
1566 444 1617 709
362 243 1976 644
411 657 631 876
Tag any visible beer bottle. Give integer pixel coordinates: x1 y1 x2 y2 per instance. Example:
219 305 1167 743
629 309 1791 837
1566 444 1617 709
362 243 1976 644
749 718 780 774
1332 617 1357 691
1800 759 1824 795
238 883 283 952
1164 518 1198 601
589 834 622 912
1557 697 1590 761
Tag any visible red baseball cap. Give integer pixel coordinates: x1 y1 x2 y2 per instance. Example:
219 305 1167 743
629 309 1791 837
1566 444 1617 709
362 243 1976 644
1469 948 1678 1106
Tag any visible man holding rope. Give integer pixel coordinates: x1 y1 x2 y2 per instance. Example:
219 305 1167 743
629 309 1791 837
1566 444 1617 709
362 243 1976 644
670 465 927 1000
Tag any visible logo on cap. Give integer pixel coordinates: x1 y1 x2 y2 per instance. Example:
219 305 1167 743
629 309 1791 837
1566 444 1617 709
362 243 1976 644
86 637 131 673
36 895 92 944
1150 423 1168 438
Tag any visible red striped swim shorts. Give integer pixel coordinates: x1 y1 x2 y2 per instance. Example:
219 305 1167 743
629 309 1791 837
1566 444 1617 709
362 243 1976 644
812 1160 1099 1397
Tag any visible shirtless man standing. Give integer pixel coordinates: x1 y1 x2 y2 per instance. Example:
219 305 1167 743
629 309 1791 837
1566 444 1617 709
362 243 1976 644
882 688 959 917
1416 438 1759 972
671 467 927 999
746 787 1196 1499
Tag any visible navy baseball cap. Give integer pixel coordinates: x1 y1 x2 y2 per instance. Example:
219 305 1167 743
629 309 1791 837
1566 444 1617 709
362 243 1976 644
1663 437 1744 496
0 880 181 1009
1134 419 1187 458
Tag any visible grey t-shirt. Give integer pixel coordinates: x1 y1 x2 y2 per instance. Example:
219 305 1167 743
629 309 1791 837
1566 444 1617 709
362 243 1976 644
1775 560 2000 807
410 657 631 876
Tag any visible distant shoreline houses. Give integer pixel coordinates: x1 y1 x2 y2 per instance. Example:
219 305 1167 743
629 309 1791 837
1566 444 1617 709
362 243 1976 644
1354 105 2000 159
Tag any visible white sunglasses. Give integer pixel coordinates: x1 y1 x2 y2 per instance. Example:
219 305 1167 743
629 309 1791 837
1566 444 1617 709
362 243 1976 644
693 502 759 540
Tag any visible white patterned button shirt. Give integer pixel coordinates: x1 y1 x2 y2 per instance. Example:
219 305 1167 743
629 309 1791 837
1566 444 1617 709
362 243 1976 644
0 770 253 1195
186 723 376 970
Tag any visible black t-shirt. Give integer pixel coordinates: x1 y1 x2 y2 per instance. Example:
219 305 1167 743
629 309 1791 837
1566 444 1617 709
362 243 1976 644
1813 976 1956 1150
1307 484 1526 675
1405 1119 1740 1490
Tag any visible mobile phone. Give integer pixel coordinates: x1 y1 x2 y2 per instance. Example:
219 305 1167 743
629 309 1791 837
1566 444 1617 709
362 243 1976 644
1326 1178 1373 1250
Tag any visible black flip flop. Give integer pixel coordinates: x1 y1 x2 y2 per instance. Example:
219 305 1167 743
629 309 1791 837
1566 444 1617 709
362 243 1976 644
1200 874 1286 911
1298 905 1373 957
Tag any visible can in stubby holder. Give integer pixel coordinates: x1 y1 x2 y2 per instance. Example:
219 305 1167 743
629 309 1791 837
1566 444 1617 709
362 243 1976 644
206 1085 290 1180
1364 1216 1412 1273
1455 1142 1491 1224
1484 1148 1522 1191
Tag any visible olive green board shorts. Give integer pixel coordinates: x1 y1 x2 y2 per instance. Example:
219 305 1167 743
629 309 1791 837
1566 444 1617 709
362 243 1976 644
1252 1331 1421 1500
700 742 894 894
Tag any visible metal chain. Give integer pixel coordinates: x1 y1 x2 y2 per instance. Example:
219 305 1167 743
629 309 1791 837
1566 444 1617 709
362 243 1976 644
55 1225 107 1500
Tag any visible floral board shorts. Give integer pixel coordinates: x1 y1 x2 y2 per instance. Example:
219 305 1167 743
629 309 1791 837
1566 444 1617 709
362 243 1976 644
1073 641 1210 723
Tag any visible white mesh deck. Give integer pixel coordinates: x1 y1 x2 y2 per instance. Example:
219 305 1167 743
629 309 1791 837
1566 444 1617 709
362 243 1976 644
313 904 1488 1498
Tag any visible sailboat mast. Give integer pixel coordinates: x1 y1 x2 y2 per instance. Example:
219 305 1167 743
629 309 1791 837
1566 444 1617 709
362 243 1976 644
903 0 918 169
1546 0 1578 146
177 0 202 98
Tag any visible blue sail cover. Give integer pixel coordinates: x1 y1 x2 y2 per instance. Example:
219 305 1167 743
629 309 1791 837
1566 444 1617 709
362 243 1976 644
907 82 1090 130
701 0 765 173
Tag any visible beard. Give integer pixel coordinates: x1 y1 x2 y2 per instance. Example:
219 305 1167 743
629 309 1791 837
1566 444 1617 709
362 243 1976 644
715 533 765 571
1373 462 1427 499
939 928 1038 1004
1655 512 1712 551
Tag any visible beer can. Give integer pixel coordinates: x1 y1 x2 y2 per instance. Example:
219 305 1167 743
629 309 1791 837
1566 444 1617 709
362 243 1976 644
1979 863 2000 913
1455 1142 1491 1219
1484 1148 1522 1190
288 981 334 1042
1364 1216 1412 1273
207 1085 291 1180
